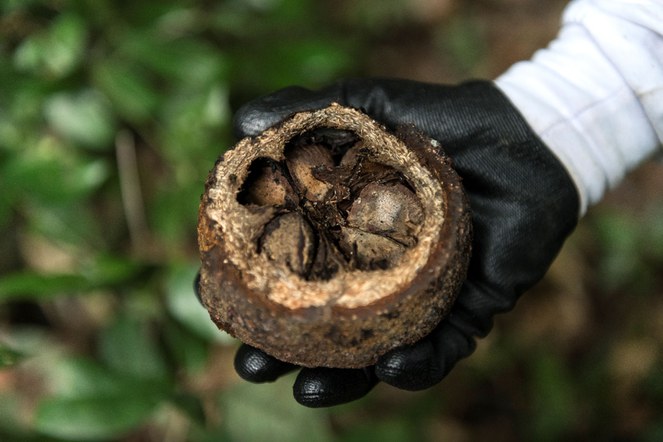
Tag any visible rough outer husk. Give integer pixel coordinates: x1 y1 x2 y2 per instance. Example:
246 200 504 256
197 104 472 368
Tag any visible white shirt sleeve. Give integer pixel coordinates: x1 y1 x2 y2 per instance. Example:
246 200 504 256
495 0 663 215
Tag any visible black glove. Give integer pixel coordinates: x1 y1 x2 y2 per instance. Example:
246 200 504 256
206 78 579 407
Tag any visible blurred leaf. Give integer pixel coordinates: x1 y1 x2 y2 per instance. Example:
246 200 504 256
528 352 576 442
47 357 142 397
162 320 211 376
35 394 161 441
641 366 663 405
44 90 115 148
119 33 227 85
0 204 10 234
440 14 486 75
202 84 230 127
594 212 639 253
0 77 47 147
644 423 663 442
0 345 23 368
188 425 232 442
0 256 145 301
1 148 110 205
222 377 333 442
232 38 354 92
0 272 89 301
344 0 412 33
263 0 315 24
339 419 418 442
165 264 232 343
0 327 52 360
25 202 101 248
160 84 229 156
643 205 663 263
209 3 254 37
98 314 169 380
593 211 652 294
0 393 35 441
13 13 87 79
154 8 199 36
171 392 206 425
83 255 147 287
210 0 311 38
150 183 205 249
93 60 160 123
35 356 169 440
156 83 229 182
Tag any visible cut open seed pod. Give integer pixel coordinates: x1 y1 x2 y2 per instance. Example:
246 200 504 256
197 104 472 368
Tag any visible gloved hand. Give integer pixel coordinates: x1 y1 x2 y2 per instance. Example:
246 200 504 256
200 78 580 407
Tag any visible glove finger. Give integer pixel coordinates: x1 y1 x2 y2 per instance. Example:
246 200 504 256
293 367 377 408
193 270 203 305
234 344 297 383
375 336 442 391
231 79 413 139
376 321 476 391
233 86 339 138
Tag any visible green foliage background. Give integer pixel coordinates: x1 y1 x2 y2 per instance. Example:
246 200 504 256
1 0 662 441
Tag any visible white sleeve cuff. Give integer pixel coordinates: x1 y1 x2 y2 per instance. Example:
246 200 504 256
495 0 663 215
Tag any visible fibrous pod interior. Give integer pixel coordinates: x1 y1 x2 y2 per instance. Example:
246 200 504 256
197 104 472 368
239 137 423 277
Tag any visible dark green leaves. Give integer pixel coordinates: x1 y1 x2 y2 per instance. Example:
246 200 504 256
98 315 169 380
0 272 90 301
0 256 146 301
34 357 169 441
14 13 87 79
43 90 116 149
0 345 23 369
35 395 162 441
92 62 160 124
221 379 333 442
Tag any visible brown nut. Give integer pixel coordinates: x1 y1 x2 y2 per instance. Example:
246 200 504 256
346 182 424 247
338 226 406 270
285 144 334 202
197 104 472 368
241 161 296 207
259 212 315 276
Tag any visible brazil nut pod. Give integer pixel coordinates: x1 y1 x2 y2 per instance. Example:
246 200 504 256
197 104 472 368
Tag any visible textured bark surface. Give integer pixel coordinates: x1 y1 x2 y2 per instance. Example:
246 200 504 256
197 104 472 368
